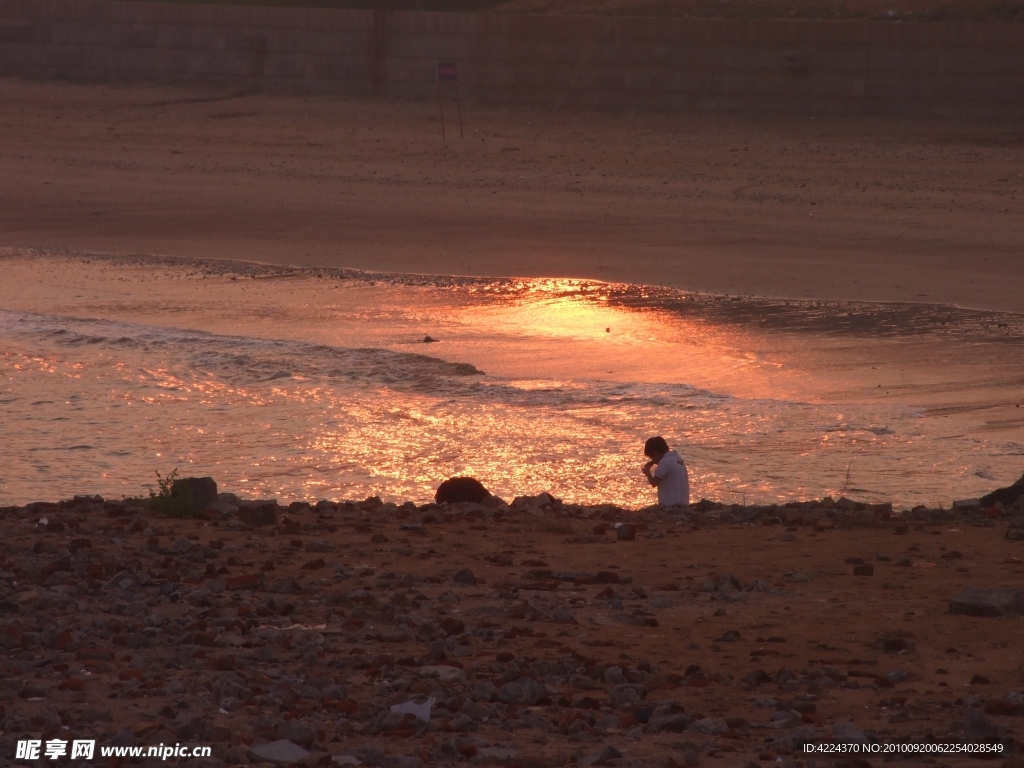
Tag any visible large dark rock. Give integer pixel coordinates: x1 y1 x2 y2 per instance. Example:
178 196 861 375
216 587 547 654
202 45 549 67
980 473 1024 508
435 476 490 504
949 587 1024 617
171 477 218 510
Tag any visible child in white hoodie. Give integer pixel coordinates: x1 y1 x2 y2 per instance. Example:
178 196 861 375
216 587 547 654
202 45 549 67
642 435 690 507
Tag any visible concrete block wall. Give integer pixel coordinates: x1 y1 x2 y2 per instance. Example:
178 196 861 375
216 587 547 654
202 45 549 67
1 0 1022 117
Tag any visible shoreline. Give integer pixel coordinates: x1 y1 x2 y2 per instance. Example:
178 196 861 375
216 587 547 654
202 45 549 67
9 245 1024 323
6 484 1023 523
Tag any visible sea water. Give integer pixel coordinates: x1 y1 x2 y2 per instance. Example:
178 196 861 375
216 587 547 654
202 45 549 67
1 252 1022 509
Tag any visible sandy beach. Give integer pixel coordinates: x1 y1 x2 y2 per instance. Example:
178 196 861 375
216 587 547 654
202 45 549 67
2 77 1023 313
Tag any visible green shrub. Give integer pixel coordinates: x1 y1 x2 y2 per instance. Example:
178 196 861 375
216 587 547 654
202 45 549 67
125 468 200 518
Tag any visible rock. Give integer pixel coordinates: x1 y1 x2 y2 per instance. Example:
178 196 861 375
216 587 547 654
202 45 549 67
832 722 867 742
980 473 1024 508
68 538 92 554
953 498 981 510
551 607 577 624
741 670 772 686
471 680 498 702
306 541 335 553
249 740 311 765
585 746 623 766
454 568 476 586
419 665 466 683
1007 529 1024 541
223 745 251 765
171 477 218 510
949 587 1024 617
435 477 490 504
646 713 691 733
853 564 874 576
497 676 547 705
225 573 264 590
686 717 728 734
616 524 636 541
768 710 800 728
276 719 316 746
171 537 196 554
963 709 999 741
238 500 279 527
608 684 646 709
438 616 465 636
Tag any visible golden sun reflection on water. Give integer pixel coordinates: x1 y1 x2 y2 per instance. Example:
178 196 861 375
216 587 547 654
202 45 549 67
2 260 1022 508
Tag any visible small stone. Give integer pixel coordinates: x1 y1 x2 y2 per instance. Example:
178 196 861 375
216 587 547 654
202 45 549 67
497 676 547 705
225 573 264 590
276 720 316 746
949 587 1024 617
646 712 691 733
617 524 636 541
962 709 998 741
68 538 92 554
438 616 465 636
471 680 498 702
854 564 874 576
171 537 195 554
686 717 728 734
453 568 475 586
586 746 623 766
249 740 310 765
608 684 645 709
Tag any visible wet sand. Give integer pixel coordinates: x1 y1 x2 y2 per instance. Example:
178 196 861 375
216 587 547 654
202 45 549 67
1 77 1023 313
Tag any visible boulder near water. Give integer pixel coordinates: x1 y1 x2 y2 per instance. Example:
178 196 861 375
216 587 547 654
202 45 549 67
435 476 490 504
170 476 218 509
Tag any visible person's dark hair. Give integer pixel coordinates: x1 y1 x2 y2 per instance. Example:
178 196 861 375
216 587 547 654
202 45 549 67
644 436 670 458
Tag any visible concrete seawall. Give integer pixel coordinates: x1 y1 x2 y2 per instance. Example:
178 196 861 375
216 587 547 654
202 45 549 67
1 0 1022 117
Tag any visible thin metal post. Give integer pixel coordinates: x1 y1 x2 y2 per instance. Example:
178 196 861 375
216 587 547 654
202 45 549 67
437 80 446 143
455 80 464 139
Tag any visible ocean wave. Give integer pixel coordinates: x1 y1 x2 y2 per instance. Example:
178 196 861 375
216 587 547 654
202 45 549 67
1 309 707 409
0 309 485 390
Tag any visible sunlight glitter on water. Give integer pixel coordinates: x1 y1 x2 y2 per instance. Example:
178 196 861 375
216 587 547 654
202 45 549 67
0 253 1022 508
